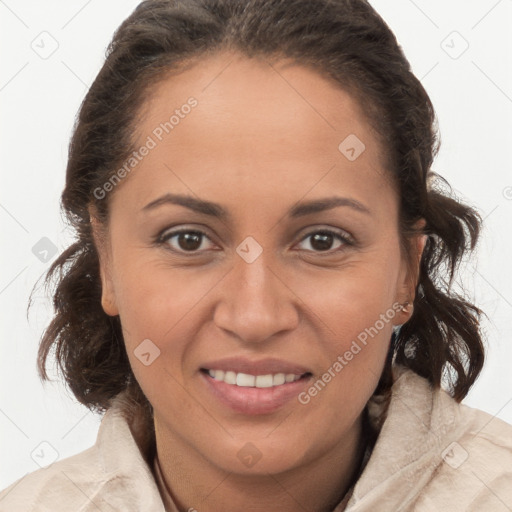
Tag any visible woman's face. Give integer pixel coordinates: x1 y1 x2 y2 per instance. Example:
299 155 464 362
94 52 423 476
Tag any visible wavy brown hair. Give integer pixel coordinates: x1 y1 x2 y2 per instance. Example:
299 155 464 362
35 0 485 415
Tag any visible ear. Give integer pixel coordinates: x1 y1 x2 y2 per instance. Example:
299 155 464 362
89 207 119 317
394 218 427 325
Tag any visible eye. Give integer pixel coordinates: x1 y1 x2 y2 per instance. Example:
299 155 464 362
296 229 353 253
155 226 354 255
157 228 215 253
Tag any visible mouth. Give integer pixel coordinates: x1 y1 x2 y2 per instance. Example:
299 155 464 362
200 368 311 388
199 365 313 415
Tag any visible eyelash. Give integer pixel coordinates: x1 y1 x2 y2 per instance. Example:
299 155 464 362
155 227 355 255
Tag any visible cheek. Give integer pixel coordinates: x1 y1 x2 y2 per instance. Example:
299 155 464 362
310 274 394 375
291 249 401 404
111 254 224 355
294 248 401 341
112 260 208 403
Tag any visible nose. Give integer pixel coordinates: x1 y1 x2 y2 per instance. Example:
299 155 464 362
213 249 300 345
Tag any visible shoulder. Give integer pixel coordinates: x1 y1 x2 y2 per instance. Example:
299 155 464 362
0 396 161 512
0 443 105 512
415 390 512 511
351 366 512 512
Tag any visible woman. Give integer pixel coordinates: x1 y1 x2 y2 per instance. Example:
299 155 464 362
2 0 511 510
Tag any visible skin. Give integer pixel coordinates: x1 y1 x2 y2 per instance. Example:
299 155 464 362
91 51 426 511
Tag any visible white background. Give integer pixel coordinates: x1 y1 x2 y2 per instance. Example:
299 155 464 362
1 0 511 491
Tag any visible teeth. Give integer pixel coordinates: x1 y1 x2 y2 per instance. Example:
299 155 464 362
255 374 273 388
273 373 286 386
207 370 303 387
224 371 237 385
236 373 255 387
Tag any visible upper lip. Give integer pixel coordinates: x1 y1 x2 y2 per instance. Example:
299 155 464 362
200 357 312 376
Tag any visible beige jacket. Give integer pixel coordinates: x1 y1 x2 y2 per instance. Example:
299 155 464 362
1 366 511 511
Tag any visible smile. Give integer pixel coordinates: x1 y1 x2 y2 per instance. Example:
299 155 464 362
200 367 313 415
205 369 306 388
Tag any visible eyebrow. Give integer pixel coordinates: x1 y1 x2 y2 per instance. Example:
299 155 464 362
141 193 372 219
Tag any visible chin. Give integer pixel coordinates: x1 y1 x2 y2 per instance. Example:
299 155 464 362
202 433 310 476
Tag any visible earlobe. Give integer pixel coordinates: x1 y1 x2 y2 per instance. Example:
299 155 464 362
100 270 119 317
89 208 119 317
394 300 414 327
394 221 427 326
406 220 427 293
416 233 427 266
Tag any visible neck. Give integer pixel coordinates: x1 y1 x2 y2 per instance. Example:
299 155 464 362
154 414 366 512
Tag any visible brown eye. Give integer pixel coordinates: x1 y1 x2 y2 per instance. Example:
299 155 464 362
176 232 203 251
159 229 214 253
297 229 353 253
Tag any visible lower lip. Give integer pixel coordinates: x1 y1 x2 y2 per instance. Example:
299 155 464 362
200 371 312 415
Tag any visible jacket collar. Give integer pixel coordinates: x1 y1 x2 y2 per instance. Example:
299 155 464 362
94 395 165 511
96 365 459 511
346 365 462 510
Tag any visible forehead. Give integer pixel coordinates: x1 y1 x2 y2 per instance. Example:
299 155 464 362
113 51 395 217
139 51 376 150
